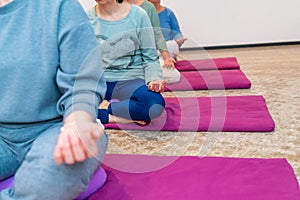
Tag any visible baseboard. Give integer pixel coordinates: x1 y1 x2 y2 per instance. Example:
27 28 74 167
180 41 300 51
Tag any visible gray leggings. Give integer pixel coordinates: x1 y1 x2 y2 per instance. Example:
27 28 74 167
0 121 108 200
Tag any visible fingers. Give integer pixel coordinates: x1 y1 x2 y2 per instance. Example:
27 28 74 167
69 131 87 162
170 62 175 69
148 83 160 92
62 132 76 164
164 62 175 69
82 125 102 158
158 80 166 92
158 83 164 92
53 122 102 165
162 79 168 85
179 38 187 43
176 38 187 46
148 83 159 92
91 120 104 140
148 80 166 92
54 127 81 165
163 57 176 69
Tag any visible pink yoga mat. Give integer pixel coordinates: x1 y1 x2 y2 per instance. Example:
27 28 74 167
164 69 251 91
104 95 275 132
89 154 300 200
175 57 240 71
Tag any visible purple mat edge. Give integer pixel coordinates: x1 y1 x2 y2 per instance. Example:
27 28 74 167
104 95 275 132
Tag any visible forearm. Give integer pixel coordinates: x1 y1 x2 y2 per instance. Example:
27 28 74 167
64 110 94 124
57 46 106 120
160 50 171 60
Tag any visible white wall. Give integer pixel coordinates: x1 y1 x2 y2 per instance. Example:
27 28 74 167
78 0 95 11
163 0 300 48
78 0 300 48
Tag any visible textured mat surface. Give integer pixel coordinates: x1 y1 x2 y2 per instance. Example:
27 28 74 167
89 154 300 200
104 95 275 132
164 69 251 91
175 57 240 71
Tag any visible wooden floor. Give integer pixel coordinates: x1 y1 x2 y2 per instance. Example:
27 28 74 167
105 44 300 183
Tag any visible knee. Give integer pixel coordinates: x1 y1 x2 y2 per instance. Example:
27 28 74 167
166 40 179 58
165 69 181 84
173 70 181 83
12 158 100 200
148 94 165 119
9 134 107 200
97 132 109 162
133 86 165 120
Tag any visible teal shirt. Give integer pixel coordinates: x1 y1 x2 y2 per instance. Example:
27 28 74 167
0 0 106 125
87 5 162 84
139 0 168 52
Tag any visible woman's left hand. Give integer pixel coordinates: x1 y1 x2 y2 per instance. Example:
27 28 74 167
148 80 167 93
164 57 176 69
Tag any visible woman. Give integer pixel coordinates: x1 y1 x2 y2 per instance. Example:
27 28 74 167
0 0 107 199
87 0 166 125
149 0 187 58
129 0 181 84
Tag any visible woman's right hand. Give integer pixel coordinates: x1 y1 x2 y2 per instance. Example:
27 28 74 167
148 80 167 93
53 111 104 165
176 38 187 47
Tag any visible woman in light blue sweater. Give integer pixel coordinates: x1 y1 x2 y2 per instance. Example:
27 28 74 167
0 0 107 199
88 0 166 125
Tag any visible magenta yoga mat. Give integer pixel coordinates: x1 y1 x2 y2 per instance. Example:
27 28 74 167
164 69 251 91
89 154 300 200
175 57 240 71
0 168 107 200
104 95 275 132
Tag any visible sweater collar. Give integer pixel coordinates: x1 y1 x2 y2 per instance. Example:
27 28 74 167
0 0 23 15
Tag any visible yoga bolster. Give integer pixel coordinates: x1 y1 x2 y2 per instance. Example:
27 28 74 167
0 167 107 200
164 69 251 91
175 57 240 71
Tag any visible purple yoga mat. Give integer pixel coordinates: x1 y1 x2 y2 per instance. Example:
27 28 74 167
89 154 300 200
175 57 240 71
104 95 275 132
164 69 251 91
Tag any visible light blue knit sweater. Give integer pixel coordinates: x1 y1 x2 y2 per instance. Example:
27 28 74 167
87 5 162 84
0 0 106 125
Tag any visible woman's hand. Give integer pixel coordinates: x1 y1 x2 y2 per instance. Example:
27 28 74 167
176 38 187 47
148 79 167 93
163 56 176 69
161 51 176 69
53 111 104 165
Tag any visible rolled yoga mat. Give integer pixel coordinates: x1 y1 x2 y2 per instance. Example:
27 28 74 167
175 57 240 71
89 154 300 200
164 69 251 91
104 95 275 132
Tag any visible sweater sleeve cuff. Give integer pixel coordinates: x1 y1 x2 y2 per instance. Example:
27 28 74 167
63 102 97 121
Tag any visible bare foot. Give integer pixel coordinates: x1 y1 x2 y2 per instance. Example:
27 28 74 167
99 100 148 126
99 100 110 109
109 115 148 125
